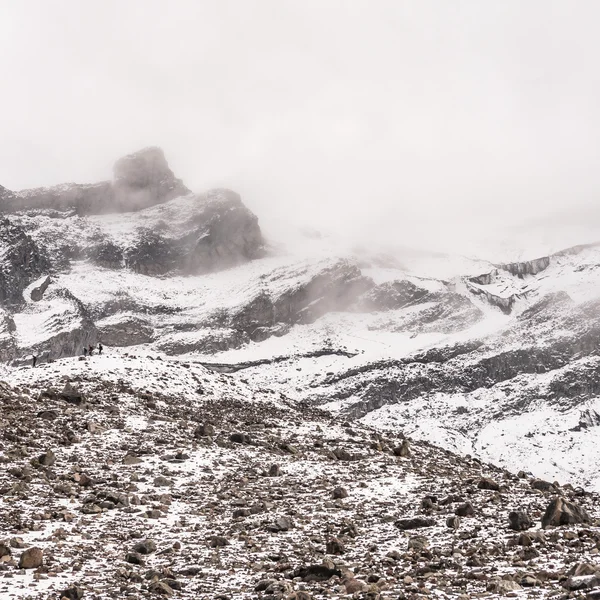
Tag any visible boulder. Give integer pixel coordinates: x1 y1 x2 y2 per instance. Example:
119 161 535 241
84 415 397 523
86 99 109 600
508 510 533 531
19 547 43 569
542 497 591 528
395 517 436 530
30 276 51 301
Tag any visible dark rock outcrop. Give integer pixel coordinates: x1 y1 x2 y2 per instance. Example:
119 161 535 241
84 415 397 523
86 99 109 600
0 219 50 305
112 147 188 212
30 275 51 301
181 189 264 274
499 256 550 277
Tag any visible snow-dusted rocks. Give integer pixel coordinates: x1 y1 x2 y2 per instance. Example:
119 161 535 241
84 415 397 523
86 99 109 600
0 352 599 599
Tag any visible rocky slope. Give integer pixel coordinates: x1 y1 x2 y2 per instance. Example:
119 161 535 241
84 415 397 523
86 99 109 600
1 353 600 599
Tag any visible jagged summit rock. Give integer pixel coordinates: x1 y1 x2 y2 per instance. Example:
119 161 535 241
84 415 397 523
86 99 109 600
1 146 189 215
112 146 189 212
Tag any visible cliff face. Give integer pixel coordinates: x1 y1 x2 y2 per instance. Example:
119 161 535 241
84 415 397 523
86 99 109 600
0 219 50 306
499 256 550 277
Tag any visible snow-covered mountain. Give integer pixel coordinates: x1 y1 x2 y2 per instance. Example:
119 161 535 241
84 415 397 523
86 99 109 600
2 149 600 488
3 148 600 598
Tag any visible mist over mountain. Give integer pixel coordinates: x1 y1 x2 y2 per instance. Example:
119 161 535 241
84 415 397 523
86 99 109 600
2 2 600 599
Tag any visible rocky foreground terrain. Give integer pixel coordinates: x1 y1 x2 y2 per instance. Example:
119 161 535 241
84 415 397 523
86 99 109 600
1 353 600 600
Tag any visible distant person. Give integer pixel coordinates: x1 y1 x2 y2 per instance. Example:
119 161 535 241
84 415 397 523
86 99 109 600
32 355 37 368
98 342 103 355
83 347 88 357
88 344 94 356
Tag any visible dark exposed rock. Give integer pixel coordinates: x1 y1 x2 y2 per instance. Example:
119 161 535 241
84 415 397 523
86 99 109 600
393 439 411 458
294 565 342 582
332 486 349 499
0 219 50 306
325 537 345 555
181 189 264 275
112 147 188 213
269 516 293 532
541 497 591 528
499 256 550 277
508 510 533 531
455 502 475 517
477 477 500 491
133 539 157 554
30 275 51 301
208 536 228 548
395 517 436 530
60 585 84 600
355 280 429 312
194 423 215 438
86 239 124 269
126 552 145 565
38 449 56 466
229 432 251 444
531 479 557 493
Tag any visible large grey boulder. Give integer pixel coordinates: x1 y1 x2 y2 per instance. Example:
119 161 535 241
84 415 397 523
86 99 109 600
542 496 591 528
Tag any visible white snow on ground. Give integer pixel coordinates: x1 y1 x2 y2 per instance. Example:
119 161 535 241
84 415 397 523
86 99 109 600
13 296 82 349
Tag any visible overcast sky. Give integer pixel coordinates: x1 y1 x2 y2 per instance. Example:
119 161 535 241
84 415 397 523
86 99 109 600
1 0 600 255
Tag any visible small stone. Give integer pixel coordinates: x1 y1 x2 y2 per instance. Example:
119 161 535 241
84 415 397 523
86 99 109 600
132 539 156 554
395 517 436 530
393 439 411 457
125 552 145 565
268 464 281 477
407 536 428 551
332 486 348 499
194 423 215 437
60 584 84 600
326 537 345 555
153 476 172 487
455 502 475 517
39 450 56 467
208 536 228 548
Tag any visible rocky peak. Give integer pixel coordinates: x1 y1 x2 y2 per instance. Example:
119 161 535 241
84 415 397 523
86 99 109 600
1 146 189 215
112 146 189 212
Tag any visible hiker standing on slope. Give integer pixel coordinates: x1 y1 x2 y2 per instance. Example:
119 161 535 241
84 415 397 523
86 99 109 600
98 342 103 355
32 354 37 368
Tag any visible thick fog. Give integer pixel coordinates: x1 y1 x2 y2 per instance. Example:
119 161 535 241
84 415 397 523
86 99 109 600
2 0 600 258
